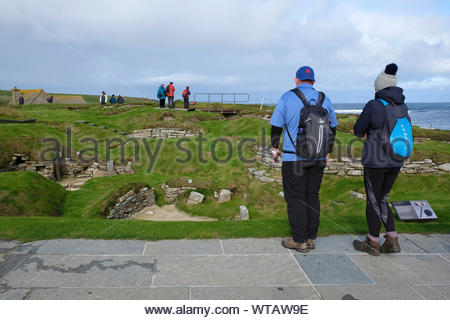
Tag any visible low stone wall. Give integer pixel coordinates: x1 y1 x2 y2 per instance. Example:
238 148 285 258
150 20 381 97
325 158 363 176
24 162 55 180
10 154 134 181
83 160 134 178
128 128 196 139
107 187 156 219
11 154 57 180
161 183 196 202
248 168 282 184
256 147 450 176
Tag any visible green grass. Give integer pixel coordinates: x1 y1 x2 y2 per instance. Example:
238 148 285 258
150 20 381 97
1 102 449 163
412 140 450 162
0 93 448 241
337 113 450 141
0 90 11 105
0 202 447 242
0 171 447 241
0 172 66 217
0 123 67 168
0 217 291 242
0 89 150 106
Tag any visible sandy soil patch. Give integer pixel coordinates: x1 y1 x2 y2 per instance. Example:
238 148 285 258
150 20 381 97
132 204 217 222
56 176 90 191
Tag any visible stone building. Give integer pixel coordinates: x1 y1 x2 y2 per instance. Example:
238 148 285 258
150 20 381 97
8 87 86 105
9 87 48 105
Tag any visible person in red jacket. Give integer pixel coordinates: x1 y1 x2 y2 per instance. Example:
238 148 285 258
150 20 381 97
166 82 175 109
182 86 191 109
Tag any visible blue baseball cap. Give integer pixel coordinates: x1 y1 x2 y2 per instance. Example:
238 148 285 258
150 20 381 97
296 66 315 81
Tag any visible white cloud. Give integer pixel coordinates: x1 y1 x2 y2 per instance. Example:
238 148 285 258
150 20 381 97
137 73 207 85
430 58 450 73
135 73 246 87
400 77 450 89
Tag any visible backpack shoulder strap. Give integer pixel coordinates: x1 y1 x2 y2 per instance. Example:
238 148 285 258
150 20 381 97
290 88 310 107
282 126 297 154
378 98 396 134
316 92 326 107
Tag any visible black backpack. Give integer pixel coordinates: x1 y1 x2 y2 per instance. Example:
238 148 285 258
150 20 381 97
284 89 335 159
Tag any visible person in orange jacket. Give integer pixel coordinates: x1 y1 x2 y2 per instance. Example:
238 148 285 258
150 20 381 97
182 86 191 109
166 82 175 109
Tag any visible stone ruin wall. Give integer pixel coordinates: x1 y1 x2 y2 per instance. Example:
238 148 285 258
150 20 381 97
9 154 134 180
107 187 156 219
256 147 450 176
128 128 196 139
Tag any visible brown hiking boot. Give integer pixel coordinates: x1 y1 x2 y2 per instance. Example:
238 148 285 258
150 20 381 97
282 237 309 253
306 239 315 249
353 237 380 256
381 235 401 253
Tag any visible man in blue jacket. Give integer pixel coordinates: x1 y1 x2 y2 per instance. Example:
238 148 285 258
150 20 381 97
352 63 407 256
157 84 166 108
270 66 338 253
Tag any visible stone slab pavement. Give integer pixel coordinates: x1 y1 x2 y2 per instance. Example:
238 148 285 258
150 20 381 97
0 234 449 300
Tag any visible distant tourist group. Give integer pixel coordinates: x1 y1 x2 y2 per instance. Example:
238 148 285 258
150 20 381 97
98 82 191 109
272 63 413 256
99 91 124 105
157 82 191 109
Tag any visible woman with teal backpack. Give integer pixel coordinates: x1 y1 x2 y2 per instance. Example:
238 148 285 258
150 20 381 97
157 84 166 108
352 63 413 256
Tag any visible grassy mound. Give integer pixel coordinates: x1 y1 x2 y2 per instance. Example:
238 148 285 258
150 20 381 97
62 175 160 219
0 172 66 217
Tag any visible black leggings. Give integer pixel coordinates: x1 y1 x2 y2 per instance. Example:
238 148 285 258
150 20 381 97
159 99 165 108
364 167 400 237
282 161 326 243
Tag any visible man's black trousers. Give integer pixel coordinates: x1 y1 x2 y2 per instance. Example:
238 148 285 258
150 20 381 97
364 167 400 237
184 98 189 109
282 160 326 243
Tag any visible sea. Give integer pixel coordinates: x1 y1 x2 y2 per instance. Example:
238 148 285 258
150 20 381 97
333 103 450 130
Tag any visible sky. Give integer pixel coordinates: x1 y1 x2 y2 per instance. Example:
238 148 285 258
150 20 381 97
1 0 450 103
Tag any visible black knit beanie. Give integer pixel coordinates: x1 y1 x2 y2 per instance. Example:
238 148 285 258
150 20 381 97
385 63 398 76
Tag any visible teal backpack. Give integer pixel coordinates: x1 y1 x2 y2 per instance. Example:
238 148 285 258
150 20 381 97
379 99 413 160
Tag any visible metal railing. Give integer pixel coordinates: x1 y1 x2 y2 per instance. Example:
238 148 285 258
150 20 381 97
193 93 250 106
